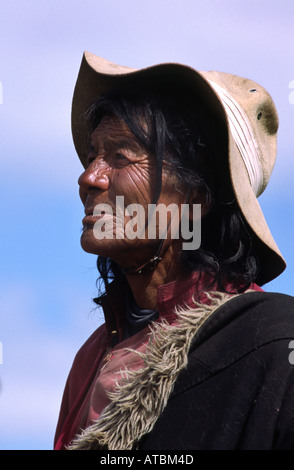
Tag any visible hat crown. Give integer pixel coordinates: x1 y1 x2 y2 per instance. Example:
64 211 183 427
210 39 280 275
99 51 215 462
201 71 279 196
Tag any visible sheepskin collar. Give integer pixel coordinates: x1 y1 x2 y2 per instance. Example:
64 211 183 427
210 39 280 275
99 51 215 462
68 291 234 450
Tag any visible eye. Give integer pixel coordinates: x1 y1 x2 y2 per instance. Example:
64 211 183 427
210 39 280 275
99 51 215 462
113 152 130 166
116 152 127 159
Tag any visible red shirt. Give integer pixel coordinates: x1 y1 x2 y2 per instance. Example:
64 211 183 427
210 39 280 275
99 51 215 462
54 272 262 449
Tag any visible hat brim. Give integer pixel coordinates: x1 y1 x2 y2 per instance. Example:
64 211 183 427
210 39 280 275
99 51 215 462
228 134 286 284
72 52 226 167
72 51 286 284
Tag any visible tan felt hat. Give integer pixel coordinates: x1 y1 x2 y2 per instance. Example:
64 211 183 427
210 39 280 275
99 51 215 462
72 51 286 284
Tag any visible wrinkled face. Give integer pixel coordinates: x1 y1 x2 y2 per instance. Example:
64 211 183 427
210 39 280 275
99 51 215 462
78 114 186 269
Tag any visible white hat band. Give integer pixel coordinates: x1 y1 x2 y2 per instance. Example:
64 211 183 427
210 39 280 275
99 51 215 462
208 80 263 196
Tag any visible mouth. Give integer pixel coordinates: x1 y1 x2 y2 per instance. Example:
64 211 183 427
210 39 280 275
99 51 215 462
82 204 102 226
82 214 104 226
84 206 94 216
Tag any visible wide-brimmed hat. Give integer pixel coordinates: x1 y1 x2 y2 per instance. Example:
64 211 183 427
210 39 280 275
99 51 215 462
72 51 286 284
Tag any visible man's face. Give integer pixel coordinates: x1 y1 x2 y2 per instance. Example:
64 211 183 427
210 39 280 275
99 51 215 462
78 114 185 270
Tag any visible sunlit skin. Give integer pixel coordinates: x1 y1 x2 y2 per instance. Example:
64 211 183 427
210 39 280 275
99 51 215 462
78 114 201 310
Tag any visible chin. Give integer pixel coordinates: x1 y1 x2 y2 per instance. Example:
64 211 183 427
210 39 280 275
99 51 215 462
80 230 121 258
80 226 164 265
80 230 103 255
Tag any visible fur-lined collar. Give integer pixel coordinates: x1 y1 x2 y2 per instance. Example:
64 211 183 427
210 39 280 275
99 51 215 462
68 292 234 450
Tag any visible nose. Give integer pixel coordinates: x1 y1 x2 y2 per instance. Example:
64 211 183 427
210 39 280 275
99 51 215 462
78 161 110 204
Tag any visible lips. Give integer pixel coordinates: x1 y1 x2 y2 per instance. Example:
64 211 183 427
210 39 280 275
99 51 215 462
82 206 98 228
84 206 94 216
82 213 107 228
82 205 112 227
82 214 98 224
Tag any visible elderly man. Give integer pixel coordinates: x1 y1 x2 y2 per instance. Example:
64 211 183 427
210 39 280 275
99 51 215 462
54 52 294 450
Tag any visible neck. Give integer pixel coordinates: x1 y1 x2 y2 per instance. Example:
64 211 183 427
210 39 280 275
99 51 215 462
125 241 184 310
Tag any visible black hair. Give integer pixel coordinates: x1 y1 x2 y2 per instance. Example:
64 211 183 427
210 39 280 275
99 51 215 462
85 87 260 304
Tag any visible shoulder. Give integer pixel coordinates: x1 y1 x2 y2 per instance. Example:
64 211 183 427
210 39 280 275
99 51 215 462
225 291 294 341
227 290 294 317
195 291 294 348
71 322 108 372
63 322 108 400
54 322 108 439
171 291 294 400
186 291 294 377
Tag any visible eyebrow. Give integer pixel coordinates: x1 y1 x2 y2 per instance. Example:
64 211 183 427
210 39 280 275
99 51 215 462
105 136 141 151
90 135 142 154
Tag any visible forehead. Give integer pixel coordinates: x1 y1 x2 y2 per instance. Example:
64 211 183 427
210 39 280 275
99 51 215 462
91 114 134 140
90 113 150 158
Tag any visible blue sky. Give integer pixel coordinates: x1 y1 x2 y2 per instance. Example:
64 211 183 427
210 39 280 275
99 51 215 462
0 0 293 450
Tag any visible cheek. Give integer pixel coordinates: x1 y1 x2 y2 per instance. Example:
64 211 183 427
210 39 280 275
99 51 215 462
112 165 155 205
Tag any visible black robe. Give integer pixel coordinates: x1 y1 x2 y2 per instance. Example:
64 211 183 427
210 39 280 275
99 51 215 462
140 291 294 450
